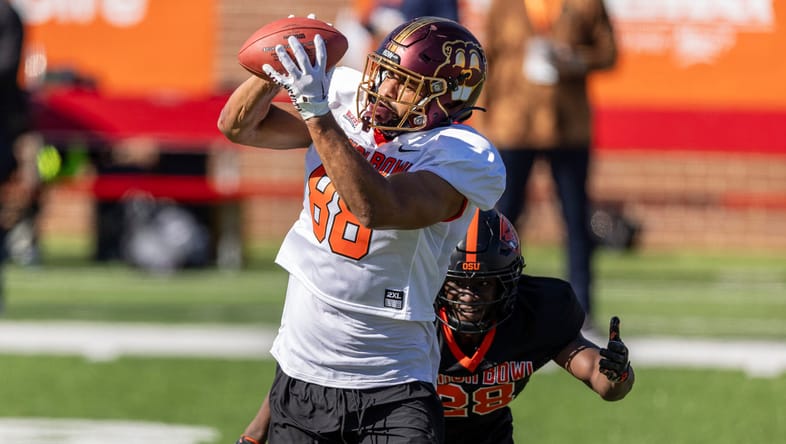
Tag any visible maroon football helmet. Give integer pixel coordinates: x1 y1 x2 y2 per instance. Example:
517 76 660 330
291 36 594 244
357 16 487 134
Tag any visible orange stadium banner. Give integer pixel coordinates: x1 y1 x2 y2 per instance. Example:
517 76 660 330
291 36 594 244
594 0 786 153
14 0 217 96
596 0 786 109
459 0 786 153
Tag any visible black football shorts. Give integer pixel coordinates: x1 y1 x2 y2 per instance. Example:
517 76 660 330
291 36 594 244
268 365 444 443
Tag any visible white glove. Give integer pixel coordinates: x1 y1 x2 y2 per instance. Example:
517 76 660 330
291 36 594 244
263 34 330 120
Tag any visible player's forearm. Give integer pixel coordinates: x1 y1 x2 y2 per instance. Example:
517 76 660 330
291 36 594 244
218 76 309 148
218 76 278 135
306 115 463 229
241 392 272 443
306 114 396 228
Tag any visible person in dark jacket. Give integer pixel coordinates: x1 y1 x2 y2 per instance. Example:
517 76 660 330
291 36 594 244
480 0 618 328
1 0 36 313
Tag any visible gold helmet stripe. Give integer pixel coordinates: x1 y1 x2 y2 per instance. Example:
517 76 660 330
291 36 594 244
390 16 442 44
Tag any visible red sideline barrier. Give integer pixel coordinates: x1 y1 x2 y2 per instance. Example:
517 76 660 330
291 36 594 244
89 175 302 203
595 107 786 154
33 88 786 155
32 88 232 148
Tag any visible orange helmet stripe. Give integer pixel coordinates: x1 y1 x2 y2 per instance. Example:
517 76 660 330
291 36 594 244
464 208 481 263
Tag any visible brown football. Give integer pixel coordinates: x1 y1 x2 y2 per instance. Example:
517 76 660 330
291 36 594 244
237 16 349 78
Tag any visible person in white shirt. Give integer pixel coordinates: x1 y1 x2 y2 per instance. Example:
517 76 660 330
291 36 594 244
218 15 505 444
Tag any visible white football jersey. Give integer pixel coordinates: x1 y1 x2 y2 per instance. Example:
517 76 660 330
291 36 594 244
271 67 506 387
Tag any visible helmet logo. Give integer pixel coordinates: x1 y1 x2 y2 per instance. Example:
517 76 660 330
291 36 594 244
499 218 519 251
438 40 485 102
462 262 481 271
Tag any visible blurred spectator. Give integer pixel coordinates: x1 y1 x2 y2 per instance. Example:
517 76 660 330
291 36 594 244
335 0 461 72
0 0 25 182
1 0 41 312
359 0 460 49
480 0 617 329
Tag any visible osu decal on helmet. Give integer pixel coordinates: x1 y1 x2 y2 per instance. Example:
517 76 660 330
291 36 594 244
436 209 525 334
357 16 487 136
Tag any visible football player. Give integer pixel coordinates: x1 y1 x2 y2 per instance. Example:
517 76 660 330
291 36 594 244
220 15 505 444
436 209 634 443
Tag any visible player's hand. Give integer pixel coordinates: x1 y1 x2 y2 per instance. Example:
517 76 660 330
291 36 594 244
599 316 631 383
234 435 259 444
263 33 330 120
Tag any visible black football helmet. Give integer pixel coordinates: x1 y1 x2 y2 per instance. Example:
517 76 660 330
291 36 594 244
357 16 487 135
436 209 525 334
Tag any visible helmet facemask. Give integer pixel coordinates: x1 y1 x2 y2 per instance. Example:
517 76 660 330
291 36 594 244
437 260 522 335
357 53 450 135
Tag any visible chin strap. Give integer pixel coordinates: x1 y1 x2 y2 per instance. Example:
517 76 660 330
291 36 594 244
440 315 497 373
451 106 486 123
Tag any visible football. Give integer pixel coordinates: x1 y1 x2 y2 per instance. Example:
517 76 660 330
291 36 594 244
237 16 349 78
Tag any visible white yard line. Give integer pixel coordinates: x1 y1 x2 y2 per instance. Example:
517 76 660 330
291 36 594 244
0 418 217 444
0 321 275 361
1 320 785 377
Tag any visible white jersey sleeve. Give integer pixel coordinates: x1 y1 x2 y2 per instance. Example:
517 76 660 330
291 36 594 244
397 125 506 211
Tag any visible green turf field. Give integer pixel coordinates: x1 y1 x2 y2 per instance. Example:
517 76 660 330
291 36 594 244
1 356 784 444
1 239 785 443
5 239 785 339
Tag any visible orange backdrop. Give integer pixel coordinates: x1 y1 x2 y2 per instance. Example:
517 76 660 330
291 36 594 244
16 0 217 96
459 0 786 111
592 0 786 110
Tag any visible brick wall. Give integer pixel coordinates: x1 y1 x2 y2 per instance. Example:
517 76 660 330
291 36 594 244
518 150 786 251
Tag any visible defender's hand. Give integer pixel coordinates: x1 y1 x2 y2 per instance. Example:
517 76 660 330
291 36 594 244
262 34 330 120
599 316 631 382
235 435 259 444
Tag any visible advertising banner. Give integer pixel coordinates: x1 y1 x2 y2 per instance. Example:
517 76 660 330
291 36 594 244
13 0 216 95
459 0 786 152
596 0 785 110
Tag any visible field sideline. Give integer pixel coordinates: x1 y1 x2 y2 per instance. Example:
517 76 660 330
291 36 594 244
2 320 786 377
